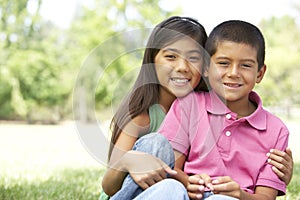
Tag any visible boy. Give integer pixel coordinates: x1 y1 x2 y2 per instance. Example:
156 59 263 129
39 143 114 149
159 20 289 199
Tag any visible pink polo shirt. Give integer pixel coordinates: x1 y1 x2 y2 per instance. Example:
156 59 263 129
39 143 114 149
159 91 289 195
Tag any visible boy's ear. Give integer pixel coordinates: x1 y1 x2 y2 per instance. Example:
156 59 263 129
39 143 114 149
256 64 267 84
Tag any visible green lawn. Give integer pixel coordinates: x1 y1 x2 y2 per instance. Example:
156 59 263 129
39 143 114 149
1 164 299 199
0 167 104 200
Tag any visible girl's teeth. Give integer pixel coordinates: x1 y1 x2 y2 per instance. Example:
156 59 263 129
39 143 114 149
172 78 188 83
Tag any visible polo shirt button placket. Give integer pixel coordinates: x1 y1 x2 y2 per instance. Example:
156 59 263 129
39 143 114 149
225 131 231 137
226 114 231 120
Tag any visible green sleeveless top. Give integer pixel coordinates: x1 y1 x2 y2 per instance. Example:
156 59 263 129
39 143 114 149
99 104 166 200
148 104 166 132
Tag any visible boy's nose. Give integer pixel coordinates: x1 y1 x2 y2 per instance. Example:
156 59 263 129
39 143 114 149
227 64 239 77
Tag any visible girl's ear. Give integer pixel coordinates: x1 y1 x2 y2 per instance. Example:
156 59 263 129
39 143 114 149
204 69 209 78
256 64 266 84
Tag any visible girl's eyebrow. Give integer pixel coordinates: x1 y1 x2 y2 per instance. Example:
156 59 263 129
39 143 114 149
162 48 201 54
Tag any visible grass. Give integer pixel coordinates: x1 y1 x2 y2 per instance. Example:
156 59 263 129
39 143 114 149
279 162 300 200
1 164 299 199
0 167 105 200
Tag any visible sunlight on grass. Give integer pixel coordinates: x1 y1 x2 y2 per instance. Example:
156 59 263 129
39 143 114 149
0 167 105 200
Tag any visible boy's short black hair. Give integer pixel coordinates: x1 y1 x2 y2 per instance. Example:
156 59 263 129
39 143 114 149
205 20 265 70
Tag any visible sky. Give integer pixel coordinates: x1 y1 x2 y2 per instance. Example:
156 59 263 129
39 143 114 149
40 0 299 32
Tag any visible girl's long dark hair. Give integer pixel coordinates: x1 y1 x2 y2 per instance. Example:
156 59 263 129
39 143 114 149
108 16 208 161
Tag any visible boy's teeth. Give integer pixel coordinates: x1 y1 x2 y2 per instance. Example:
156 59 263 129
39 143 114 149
225 83 239 87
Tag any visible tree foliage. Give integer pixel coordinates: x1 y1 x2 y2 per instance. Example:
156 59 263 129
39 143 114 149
257 15 300 109
1 0 299 122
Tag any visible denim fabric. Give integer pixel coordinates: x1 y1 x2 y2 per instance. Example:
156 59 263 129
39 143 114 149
204 193 239 200
133 179 189 200
110 133 175 200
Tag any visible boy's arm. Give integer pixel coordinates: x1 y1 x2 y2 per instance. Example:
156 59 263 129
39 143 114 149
171 150 207 200
171 151 189 187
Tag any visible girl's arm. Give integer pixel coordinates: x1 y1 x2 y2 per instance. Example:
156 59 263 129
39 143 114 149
267 147 293 185
102 113 176 196
101 113 149 196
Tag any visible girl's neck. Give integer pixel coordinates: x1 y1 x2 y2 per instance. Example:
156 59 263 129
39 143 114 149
158 87 176 113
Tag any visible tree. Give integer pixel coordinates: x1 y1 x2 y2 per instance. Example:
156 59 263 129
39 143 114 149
257 15 300 117
69 0 181 122
0 0 70 122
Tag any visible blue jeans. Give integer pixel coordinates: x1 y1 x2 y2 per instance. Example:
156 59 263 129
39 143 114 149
203 193 238 200
110 133 178 200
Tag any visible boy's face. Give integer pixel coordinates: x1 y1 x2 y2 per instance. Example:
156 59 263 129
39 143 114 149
205 41 266 105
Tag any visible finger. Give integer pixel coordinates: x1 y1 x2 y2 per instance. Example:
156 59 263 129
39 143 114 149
136 180 150 190
285 147 293 160
189 175 203 184
145 178 157 187
267 152 287 167
163 165 177 175
187 183 205 193
199 174 213 190
271 165 285 179
152 172 165 182
157 159 178 175
188 191 203 200
267 158 287 173
269 149 285 157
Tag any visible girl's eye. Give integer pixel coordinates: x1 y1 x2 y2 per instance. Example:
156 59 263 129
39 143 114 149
189 56 201 62
165 55 176 59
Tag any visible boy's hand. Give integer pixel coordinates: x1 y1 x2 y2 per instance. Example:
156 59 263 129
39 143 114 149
211 176 241 199
267 148 293 185
186 174 213 200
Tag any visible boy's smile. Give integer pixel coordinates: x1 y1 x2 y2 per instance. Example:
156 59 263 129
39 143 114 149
206 41 266 112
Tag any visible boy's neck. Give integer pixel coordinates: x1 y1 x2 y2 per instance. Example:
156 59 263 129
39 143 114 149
226 99 257 119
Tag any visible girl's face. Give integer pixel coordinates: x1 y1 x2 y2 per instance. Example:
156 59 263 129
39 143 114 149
154 36 203 99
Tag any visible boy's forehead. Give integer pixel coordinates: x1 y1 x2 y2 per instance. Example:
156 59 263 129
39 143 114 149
216 40 258 53
214 41 258 61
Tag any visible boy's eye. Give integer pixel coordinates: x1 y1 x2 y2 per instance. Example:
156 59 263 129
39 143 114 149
242 64 252 68
217 61 229 66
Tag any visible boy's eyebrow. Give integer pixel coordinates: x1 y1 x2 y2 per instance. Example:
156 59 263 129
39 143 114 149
216 56 256 63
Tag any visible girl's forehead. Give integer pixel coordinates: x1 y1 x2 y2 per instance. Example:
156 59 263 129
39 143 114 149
163 36 200 50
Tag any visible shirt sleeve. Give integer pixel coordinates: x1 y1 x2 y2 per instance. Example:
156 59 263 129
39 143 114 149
158 94 195 155
256 125 289 196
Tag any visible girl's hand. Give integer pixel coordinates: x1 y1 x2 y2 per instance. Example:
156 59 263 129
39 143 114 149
186 174 212 200
267 147 293 185
123 150 177 189
211 176 241 199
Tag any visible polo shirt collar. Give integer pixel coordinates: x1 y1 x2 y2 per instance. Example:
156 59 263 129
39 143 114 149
205 91 267 131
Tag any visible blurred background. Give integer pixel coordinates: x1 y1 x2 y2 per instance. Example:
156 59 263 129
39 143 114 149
0 0 299 199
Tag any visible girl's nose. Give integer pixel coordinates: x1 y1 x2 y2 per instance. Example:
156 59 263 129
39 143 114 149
175 57 190 72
